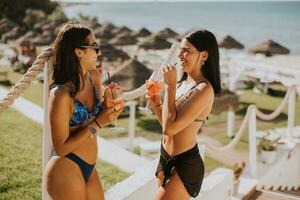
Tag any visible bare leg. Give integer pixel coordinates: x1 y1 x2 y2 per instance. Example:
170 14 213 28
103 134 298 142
45 156 86 200
86 169 105 200
154 171 190 200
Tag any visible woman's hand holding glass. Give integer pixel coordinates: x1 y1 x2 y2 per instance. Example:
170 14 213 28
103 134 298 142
138 70 163 114
104 82 125 131
95 83 124 127
145 80 163 109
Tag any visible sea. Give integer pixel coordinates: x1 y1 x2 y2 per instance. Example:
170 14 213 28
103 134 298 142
62 1 300 54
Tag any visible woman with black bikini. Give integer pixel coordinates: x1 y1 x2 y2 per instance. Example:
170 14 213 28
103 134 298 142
147 29 221 200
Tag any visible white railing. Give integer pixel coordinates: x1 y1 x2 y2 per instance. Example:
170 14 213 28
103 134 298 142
225 56 300 138
42 64 52 200
203 85 298 177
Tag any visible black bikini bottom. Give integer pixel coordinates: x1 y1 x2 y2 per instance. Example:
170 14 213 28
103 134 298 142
155 144 205 198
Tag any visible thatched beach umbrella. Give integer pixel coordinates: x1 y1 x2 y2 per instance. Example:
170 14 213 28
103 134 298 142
90 22 102 29
32 34 53 46
112 26 133 35
101 22 117 32
132 27 151 37
157 27 179 39
16 36 32 46
211 89 239 115
0 18 17 36
22 31 38 39
218 35 244 50
41 22 57 32
2 26 26 42
99 41 130 62
104 58 152 91
109 32 138 46
94 27 114 41
138 34 172 50
248 39 290 56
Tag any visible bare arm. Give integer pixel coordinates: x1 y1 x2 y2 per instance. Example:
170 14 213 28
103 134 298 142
162 83 214 136
162 84 177 134
147 93 163 125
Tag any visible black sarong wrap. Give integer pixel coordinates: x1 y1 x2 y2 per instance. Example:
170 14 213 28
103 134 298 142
155 144 205 198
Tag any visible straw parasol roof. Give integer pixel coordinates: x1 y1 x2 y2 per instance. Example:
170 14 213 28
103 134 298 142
99 41 130 62
23 31 38 39
41 22 57 32
2 26 26 42
109 32 138 46
101 22 117 32
218 35 244 50
0 18 17 36
131 27 151 37
112 26 133 35
94 27 114 41
104 58 152 91
157 27 179 39
15 31 38 46
93 22 117 41
248 39 290 56
16 36 32 46
32 35 53 46
138 34 172 50
31 31 55 46
211 89 239 115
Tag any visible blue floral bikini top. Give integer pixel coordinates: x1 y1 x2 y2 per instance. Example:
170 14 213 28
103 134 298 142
57 75 101 127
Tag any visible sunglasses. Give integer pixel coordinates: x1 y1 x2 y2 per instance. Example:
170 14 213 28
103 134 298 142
79 43 101 54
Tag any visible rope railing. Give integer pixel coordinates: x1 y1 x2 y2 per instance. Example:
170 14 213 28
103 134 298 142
201 105 255 152
256 86 291 120
0 47 53 113
201 86 298 152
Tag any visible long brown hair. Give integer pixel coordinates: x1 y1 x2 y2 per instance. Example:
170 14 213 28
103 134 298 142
179 29 221 95
51 23 92 96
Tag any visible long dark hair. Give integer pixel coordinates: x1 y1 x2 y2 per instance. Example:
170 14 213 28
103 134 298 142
179 29 221 95
51 23 92 96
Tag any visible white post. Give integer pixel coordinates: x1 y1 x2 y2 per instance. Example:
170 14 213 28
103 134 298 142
42 63 53 200
227 66 236 138
249 106 257 177
287 86 296 141
227 110 235 138
128 101 137 151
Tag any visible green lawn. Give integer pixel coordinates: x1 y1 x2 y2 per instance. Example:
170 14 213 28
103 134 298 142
0 108 130 199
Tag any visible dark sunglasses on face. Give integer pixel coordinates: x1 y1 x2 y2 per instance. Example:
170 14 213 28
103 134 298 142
79 43 101 54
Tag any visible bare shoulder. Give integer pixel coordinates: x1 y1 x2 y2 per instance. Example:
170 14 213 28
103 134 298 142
49 86 72 108
195 81 214 98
